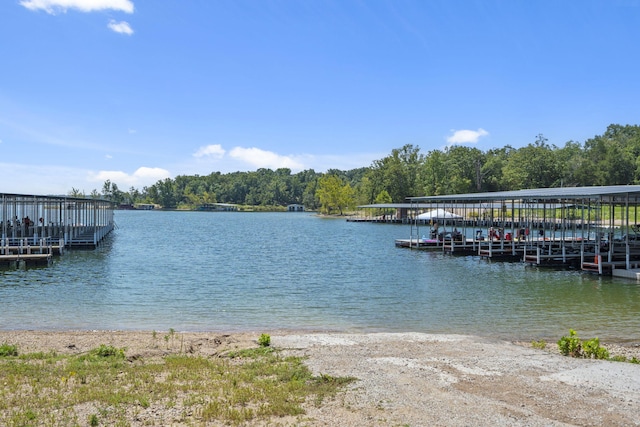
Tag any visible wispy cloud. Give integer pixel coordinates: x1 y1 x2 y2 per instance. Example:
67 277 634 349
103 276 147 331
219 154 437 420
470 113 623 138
188 144 379 173
108 19 133 35
20 0 134 14
229 147 304 170
89 166 170 188
193 144 226 159
446 128 489 145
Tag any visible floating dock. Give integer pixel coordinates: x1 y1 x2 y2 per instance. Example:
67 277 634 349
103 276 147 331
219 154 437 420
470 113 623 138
382 185 640 278
1 193 115 267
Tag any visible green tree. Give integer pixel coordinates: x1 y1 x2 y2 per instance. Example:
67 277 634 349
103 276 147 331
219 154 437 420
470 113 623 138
68 187 85 198
316 175 354 215
443 146 485 193
371 144 423 202
374 190 393 216
502 135 560 189
420 149 448 195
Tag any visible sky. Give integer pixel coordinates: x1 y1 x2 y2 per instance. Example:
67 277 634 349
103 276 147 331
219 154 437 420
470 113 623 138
1 0 639 195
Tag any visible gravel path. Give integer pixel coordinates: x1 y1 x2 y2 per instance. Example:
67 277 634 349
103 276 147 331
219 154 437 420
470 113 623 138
275 333 640 426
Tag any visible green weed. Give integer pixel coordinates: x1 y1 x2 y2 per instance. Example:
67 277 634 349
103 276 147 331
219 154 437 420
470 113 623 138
258 333 271 347
531 340 547 350
0 342 353 426
0 343 18 357
557 330 609 360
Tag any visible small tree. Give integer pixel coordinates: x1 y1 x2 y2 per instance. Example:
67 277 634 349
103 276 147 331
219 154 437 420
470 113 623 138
316 175 354 215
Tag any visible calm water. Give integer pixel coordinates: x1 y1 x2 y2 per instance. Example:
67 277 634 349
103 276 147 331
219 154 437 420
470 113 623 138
1 210 639 342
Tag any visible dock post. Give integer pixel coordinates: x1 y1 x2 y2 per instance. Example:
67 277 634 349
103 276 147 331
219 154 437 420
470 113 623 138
597 255 602 275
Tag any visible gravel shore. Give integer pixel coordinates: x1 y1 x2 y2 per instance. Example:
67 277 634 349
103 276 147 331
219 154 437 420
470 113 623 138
1 330 639 426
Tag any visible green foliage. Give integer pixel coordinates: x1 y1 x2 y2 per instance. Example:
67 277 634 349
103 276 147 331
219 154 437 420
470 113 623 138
226 346 276 359
557 329 582 357
89 345 126 359
88 124 640 209
582 337 609 360
258 333 271 347
531 340 547 350
557 330 609 360
0 342 18 357
316 174 355 215
0 344 353 426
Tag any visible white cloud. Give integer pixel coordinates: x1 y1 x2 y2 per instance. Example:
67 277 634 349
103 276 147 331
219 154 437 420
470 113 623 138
229 147 304 170
193 144 226 159
0 162 169 195
20 0 134 14
108 20 133 35
105 154 113 159
89 167 170 188
0 162 94 195
446 128 489 145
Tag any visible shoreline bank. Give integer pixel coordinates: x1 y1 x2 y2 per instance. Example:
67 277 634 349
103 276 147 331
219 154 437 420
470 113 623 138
2 330 639 426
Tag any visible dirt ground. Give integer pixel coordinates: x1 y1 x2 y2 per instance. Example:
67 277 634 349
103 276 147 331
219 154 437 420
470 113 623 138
1 330 639 426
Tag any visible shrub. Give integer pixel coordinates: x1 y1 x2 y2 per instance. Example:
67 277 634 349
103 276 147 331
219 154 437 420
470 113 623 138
90 344 125 359
258 334 271 347
557 330 609 360
0 342 18 357
557 329 582 357
582 337 609 360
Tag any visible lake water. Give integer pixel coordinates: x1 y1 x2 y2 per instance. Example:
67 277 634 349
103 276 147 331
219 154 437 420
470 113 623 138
1 210 639 342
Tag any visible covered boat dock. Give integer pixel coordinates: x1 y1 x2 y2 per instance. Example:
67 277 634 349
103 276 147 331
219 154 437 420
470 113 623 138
1 193 115 267
404 185 640 278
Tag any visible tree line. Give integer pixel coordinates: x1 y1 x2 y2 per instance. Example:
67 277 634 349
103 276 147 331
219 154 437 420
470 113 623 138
72 124 640 214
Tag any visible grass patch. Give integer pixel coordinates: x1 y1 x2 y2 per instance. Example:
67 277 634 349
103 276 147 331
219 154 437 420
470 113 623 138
0 343 354 426
531 340 547 350
0 343 18 357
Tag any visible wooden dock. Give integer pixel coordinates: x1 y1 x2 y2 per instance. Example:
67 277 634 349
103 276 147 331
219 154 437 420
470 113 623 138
0 253 52 267
0 238 61 267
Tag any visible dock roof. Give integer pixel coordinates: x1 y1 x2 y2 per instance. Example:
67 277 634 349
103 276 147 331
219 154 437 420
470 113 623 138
408 185 640 204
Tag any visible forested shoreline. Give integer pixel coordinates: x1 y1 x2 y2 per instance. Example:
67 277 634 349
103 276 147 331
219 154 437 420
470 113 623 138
74 124 640 214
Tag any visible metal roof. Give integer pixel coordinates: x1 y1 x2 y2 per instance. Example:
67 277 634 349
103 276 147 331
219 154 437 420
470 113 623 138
359 202 570 210
357 203 438 209
407 185 640 204
1 192 111 203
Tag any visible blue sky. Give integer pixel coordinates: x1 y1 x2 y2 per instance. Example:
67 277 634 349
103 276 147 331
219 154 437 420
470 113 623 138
1 0 639 195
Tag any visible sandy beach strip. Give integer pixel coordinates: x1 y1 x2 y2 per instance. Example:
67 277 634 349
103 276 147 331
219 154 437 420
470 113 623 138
1 330 639 426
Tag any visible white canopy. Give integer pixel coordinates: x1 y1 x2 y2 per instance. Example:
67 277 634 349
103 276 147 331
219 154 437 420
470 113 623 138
416 208 462 220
